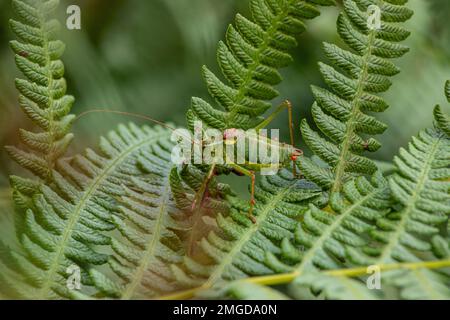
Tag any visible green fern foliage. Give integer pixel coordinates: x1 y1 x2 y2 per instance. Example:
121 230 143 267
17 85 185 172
170 170 325 295
169 165 233 256
87 136 191 299
299 0 413 192
434 106 450 137
170 165 232 215
226 272 380 300
271 172 392 274
6 0 75 182
346 106 450 299
186 0 334 131
172 0 334 229
1 0 449 302
290 272 379 300
388 247 450 299
0 125 173 299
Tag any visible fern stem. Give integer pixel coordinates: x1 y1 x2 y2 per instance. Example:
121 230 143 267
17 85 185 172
249 259 450 286
159 259 450 300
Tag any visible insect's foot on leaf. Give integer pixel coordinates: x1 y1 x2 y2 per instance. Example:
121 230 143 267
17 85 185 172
248 214 257 224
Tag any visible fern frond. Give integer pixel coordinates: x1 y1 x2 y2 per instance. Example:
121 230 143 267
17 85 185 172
346 106 450 299
88 138 197 299
168 170 325 297
174 0 334 222
0 125 173 299
186 0 334 131
298 0 413 192
273 172 392 274
6 0 75 182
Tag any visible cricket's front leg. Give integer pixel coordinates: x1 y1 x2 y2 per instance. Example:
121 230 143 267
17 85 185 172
191 163 217 211
230 164 257 224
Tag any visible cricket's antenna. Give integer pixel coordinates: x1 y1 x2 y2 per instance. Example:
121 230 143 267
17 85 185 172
74 109 202 146
75 109 177 132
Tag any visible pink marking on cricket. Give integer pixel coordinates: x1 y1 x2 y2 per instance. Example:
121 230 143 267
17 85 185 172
223 128 240 140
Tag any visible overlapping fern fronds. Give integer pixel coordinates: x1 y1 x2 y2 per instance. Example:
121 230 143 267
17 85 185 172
0 124 175 299
299 0 413 192
222 86 450 301
345 88 450 299
290 272 380 299
169 164 233 255
2 0 449 302
172 0 335 232
270 172 392 274
1 0 187 300
226 258 450 300
88 137 237 299
186 0 334 131
167 170 326 298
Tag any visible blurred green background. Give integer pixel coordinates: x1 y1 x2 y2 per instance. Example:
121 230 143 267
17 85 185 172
0 0 449 192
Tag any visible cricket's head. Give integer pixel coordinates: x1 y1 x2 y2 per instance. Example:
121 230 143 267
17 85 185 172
272 142 301 169
290 147 303 161
223 128 245 145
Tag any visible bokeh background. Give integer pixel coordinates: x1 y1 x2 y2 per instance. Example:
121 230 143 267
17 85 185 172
0 0 449 200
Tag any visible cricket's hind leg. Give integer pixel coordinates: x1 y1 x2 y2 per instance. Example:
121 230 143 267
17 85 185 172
230 164 257 224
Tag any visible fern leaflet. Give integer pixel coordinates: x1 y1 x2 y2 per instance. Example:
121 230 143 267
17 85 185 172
169 170 325 297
